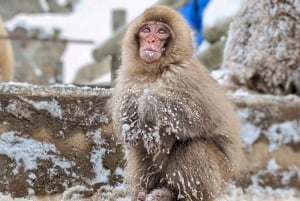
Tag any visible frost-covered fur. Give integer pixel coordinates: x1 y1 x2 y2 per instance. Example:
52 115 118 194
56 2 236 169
0 16 14 82
110 6 243 201
222 0 300 95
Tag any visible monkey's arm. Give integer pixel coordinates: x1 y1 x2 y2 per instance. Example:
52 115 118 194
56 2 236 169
117 91 144 147
137 93 196 154
118 86 213 153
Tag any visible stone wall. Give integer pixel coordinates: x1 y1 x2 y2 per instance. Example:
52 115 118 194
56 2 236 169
234 93 300 189
0 83 124 197
0 83 299 198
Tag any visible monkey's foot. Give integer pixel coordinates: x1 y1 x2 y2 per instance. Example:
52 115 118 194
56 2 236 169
137 191 146 201
145 188 172 201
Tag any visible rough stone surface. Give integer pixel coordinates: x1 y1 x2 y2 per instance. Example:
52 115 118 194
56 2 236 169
0 83 125 197
0 83 299 198
233 93 300 189
222 0 300 95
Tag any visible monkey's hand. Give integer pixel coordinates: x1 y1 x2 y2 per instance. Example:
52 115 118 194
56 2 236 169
121 123 143 146
140 110 175 154
120 96 143 146
138 94 178 154
141 125 160 154
152 127 176 165
142 124 176 165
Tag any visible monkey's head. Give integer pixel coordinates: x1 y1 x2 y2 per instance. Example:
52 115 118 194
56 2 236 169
121 6 194 74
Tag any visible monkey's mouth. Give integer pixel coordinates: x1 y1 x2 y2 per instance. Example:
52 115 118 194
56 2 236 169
142 47 165 53
144 49 159 55
140 49 162 63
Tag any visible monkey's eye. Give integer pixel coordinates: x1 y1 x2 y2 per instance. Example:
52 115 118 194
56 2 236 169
141 27 151 33
158 28 168 34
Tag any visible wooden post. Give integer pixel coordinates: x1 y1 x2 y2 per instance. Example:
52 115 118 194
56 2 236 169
111 9 126 86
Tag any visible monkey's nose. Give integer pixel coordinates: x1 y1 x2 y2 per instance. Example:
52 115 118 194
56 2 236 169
147 37 156 44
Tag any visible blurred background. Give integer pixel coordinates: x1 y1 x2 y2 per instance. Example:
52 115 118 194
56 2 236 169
0 0 244 87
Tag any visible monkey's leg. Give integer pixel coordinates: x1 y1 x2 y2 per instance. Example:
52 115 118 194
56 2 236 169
137 191 146 201
127 146 164 201
165 139 231 201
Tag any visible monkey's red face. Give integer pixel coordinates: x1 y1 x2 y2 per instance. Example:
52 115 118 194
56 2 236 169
138 21 171 63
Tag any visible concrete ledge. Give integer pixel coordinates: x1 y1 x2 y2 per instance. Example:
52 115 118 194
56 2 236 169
0 83 299 197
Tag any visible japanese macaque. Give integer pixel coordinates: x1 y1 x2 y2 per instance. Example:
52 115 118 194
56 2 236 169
0 16 14 82
110 5 242 201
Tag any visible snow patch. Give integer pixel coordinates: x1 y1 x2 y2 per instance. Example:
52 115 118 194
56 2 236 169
237 108 300 151
240 123 261 150
61 185 93 201
0 131 74 175
210 69 230 85
248 159 300 198
233 88 251 96
267 158 280 171
265 121 300 152
115 167 125 178
88 129 110 184
237 108 262 149
20 97 63 119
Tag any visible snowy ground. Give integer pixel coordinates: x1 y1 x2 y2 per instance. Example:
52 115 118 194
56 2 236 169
1 184 300 201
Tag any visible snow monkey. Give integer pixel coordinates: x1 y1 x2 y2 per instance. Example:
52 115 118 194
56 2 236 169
0 16 14 82
110 5 242 201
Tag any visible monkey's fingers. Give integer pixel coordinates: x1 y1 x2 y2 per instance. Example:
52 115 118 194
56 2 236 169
124 129 143 146
143 139 160 154
125 136 140 146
